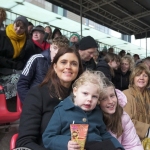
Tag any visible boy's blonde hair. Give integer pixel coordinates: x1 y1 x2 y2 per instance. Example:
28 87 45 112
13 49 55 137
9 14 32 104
72 70 106 94
52 36 69 48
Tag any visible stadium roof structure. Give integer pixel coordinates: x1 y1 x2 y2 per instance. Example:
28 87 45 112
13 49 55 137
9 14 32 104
1 0 150 57
46 0 150 39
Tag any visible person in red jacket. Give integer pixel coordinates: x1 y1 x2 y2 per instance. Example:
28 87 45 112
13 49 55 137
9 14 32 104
23 25 50 63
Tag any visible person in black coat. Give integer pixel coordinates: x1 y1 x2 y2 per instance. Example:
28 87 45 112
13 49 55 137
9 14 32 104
78 36 98 70
0 16 28 100
96 53 120 81
16 47 83 150
0 16 28 74
112 55 134 91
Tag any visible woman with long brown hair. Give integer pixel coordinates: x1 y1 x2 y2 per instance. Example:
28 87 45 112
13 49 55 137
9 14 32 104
99 78 143 150
16 47 83 150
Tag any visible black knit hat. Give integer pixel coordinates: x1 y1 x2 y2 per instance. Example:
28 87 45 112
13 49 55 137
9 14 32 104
79 36 98 50
14 16 28 28
31 25 45 35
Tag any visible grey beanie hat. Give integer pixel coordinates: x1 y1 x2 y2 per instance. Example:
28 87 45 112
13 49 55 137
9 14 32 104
14 16 28 28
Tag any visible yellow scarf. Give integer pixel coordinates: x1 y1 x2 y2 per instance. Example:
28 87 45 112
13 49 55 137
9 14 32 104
6 24 26 58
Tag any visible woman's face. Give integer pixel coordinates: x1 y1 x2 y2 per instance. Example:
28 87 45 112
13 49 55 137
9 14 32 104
54 32 61 38
134 71 149 91
13 22 25 35
54 53 79 88
100 86 117 114
70 36 79 43
109 60 118 69
45 27 52 36
121 59 130 73
32 31 44 42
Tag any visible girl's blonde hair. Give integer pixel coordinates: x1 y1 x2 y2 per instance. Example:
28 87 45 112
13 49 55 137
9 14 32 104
72 70 106 94
121 55 134 71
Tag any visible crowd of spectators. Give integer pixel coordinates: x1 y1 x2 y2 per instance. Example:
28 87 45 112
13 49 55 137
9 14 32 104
1 7 150 150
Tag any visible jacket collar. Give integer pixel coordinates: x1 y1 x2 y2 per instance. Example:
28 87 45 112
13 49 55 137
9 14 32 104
55 95 75 110
63 95 75 110
41 49 51 64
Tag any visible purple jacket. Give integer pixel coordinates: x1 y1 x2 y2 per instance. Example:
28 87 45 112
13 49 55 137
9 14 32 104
109 89 143 150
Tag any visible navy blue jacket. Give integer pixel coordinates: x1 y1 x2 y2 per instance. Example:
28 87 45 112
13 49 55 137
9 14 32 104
17 50 51 102
42 96 124 150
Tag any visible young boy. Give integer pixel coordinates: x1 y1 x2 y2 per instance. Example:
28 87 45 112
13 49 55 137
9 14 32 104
17 36 69 103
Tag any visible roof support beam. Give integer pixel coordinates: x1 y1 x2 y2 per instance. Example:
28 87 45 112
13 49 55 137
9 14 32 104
82 10 130 35
132 0 148 11
109 3 150 29
85 0 147 33
52 0 129 34
81 0 142 33
112 11 150 25
48 0 150 35
83 0 116 13
135 28 150 34
70 0 130 34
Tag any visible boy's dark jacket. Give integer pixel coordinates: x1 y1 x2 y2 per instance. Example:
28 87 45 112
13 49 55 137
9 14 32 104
17 49 51 102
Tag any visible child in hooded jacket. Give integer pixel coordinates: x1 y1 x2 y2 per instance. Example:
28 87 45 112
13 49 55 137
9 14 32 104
99 77 143 150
